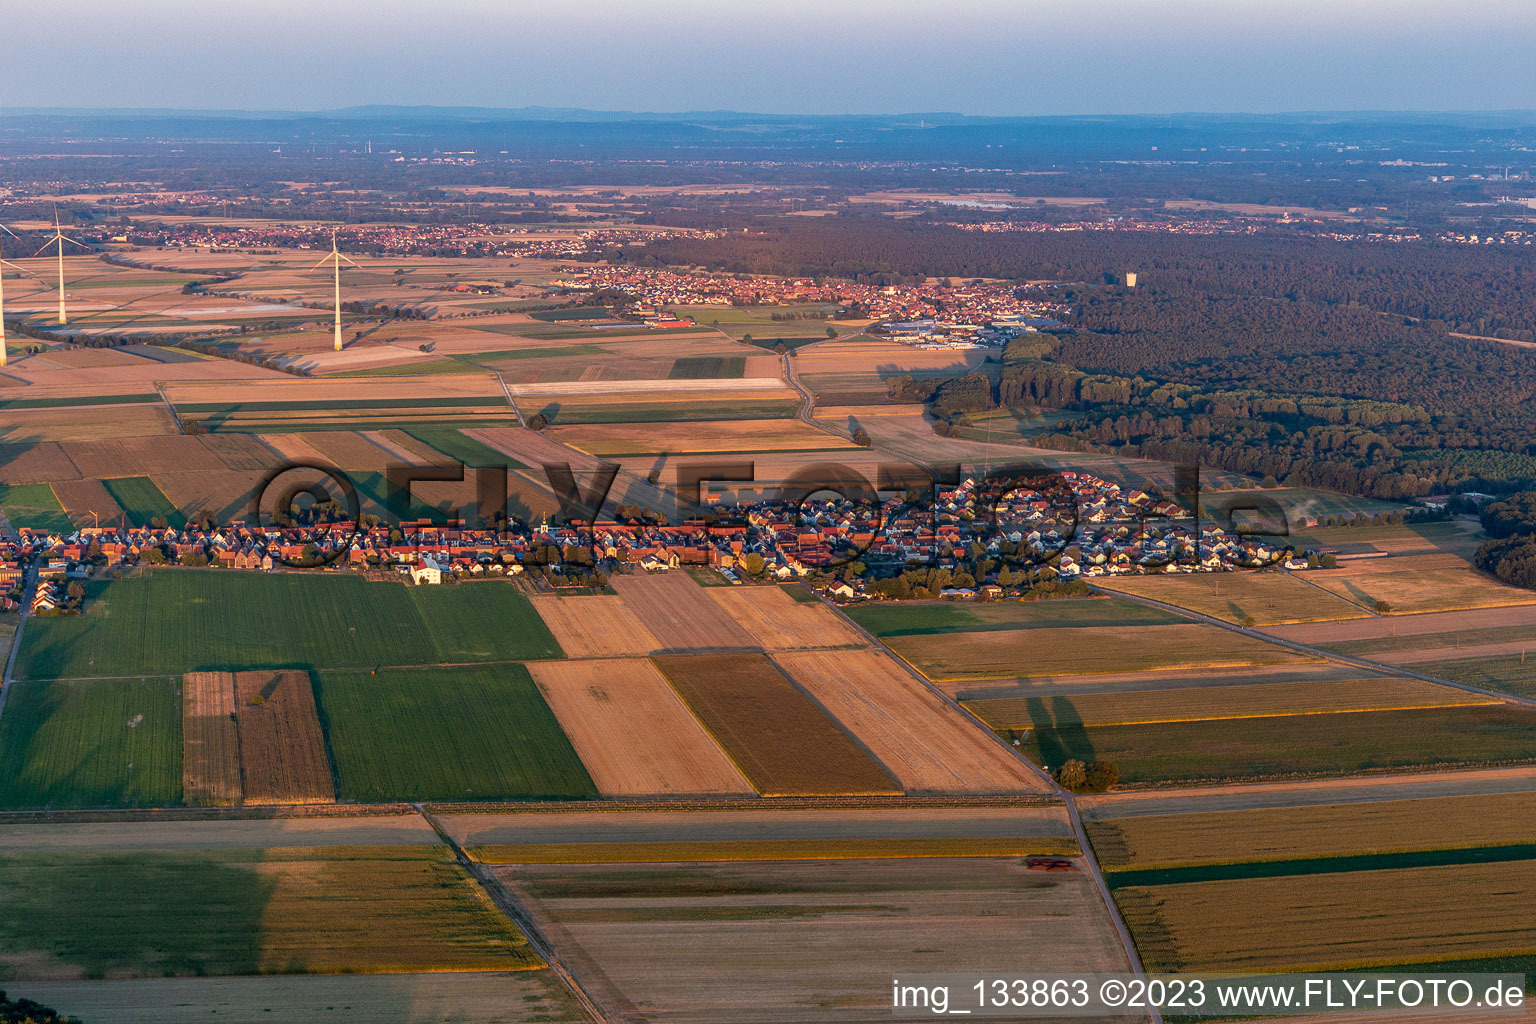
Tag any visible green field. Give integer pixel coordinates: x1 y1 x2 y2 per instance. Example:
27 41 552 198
409 583 562 661
844 597 1182 637
102 476 187 528
0 677 180 809
0 483 73 533
1018 704 1536 785
0 846 537 978
316 666 595 802
669 356 746 379
0 393 159 410
328 359 471 377
15 571 563 680
454 345 606 362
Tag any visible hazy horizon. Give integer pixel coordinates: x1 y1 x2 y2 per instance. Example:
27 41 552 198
8 0 1536 117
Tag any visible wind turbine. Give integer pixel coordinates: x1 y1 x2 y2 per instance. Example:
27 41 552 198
0 223 36 367
310 231 359 351
34 208 88 326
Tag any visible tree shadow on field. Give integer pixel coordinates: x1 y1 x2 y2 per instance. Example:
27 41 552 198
1024 695 1097 771
0 852 274 978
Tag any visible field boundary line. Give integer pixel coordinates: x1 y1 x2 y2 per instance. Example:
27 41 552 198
491 369 527 427
821 597 1163 1024
412 802 607 1023
1281 566 1380 616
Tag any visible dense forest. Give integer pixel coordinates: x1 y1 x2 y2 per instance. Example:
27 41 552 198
630 220 1536 341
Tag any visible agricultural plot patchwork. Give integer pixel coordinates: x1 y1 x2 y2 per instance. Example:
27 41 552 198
0 483 73 533
231 671 335 805
1015 704 1536 786
180 672 240 807
315 666 596 802
1116 861 1536 972
496 857 1128 1023
966 676 1496 730
706 586 865 650
101 476 186 528
653 653 900 797
0 678 181 809
1306 554 1536 615
1092 790 1536 978
528 659 754 797
0 846 538 980
883 623 1311 682
1093 571 1371 624
773 650 1046 794
15 571 558 680
609 573 756 650
529 594 663 657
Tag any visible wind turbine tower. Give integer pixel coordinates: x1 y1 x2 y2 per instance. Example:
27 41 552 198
0 224 30 367
35 209 87 326
311 231 359 351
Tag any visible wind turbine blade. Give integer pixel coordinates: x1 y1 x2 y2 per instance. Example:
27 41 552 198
60 235 91 249
0 224 22 241
337 252 361 267
33 241 55 257
309 254 333 273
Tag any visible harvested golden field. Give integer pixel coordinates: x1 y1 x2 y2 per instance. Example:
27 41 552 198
774 650 1046 794
652 652 900 796
62 435 231 478
1094 572 1370 624
255 433 327 465
301 430 405 469
196 433 283 471
0 845 539 979
48 478 123 525
464 427 603 470
0 405 176 443
154 470 269 523
1265 603 1536 645
968 676 1492 730
706 586 864 650
0 443 81 484
1090 790 1536 870
609 573 756 650
181 672 240 807
527 659 753 797
162 376 506 407
29 347 152 368
233 671 335 805
497 857 1128 1022
1306 556 1536 614
885 624 1312 682
362 429 442 464
547 419 854 457
1118 860 1536 971
528 594 661 657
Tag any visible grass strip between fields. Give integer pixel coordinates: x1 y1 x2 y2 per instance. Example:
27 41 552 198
469 836 1079 864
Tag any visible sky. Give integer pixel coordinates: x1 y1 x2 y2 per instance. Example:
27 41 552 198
10 0 1536 116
